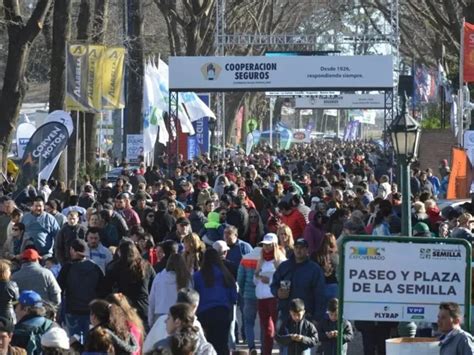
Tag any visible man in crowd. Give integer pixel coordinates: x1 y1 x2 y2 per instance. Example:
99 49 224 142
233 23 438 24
115 193 141 228
0 317 25 355
11 291 53 354
55 210 87 265
278 201 307 239
45 200 66 227
57 239 104 340
12 249 61 307
85 227 113 274
223 225 252 269
438 302 474 354
22 197 60 257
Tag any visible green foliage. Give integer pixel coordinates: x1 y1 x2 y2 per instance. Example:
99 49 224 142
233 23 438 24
421 116 442 129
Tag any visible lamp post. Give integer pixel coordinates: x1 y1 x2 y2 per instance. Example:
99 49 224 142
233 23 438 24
389 97 421 236
208 118 216 159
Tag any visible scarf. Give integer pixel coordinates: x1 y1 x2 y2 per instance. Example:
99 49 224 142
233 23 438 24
263 248 274 261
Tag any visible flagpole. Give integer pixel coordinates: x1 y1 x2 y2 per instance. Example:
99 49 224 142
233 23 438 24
459 18 465 146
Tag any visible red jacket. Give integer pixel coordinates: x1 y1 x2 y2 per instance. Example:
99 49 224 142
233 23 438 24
281 208 307 240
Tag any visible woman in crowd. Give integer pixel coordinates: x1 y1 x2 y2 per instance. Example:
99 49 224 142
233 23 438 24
437 221 451 238
0 260 18 323
244 208 265 247
312 233 339 303
87 299 137 354
153 303 215 355
106 293 145 355
276 224 294 258
83 326 115 355
148 253 192 328
254 233 286 355
193 248 237 355
183 233 205 273
103 240 156 326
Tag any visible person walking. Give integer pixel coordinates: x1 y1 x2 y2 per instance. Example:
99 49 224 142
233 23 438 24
438 302 474 355
57 239 104 341
193 248 237 355
254 233 286 355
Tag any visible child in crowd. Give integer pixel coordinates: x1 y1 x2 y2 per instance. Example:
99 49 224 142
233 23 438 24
276 298 318 355
317 298 353 355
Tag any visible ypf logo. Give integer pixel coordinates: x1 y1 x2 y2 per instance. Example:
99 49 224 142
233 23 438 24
201 63 222 81
70 45 86 56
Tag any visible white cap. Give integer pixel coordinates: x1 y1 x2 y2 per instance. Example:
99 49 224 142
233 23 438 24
260 233 278 245
41 327 70 350
212 240 230 254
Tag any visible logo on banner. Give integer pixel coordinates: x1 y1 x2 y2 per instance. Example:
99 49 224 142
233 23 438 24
70 45 86 56
407 306 425 320
420 247 462 260
374 306 399 319
201 63 222 80
349 246 385 260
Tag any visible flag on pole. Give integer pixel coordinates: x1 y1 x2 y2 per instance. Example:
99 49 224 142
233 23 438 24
463 21 474 83
102 47 125 109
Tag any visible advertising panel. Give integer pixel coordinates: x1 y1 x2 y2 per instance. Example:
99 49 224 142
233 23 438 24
295 94 385 109
169 56 394 90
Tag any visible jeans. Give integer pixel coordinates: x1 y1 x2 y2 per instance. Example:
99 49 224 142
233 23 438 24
258 298 278 355
228 304 237 350
198 306 231 355
243 298 258 349
65 313 90 344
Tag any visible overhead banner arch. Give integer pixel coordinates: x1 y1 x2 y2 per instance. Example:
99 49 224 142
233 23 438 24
169 55 393 91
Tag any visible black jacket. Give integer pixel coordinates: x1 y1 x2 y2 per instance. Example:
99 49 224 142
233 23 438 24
155 211 175 243
103 260 155 325
57 258 104 314
0 280 18 322
227 206 249 239
317 316 353 355
276 316 318 355
55 224 87 265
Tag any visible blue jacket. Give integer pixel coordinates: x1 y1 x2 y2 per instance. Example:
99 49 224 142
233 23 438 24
226 239 253 267
22 212 60 257
236 247 261 300
193 266 238 315
270 256 326 322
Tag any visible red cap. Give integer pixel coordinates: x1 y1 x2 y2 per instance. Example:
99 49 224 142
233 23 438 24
21 249 41 261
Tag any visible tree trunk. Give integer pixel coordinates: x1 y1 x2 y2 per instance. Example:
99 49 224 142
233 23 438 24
67 0 91 184
125 0 144 144
49 0 72 183
224 92 246 142
0 0 53 173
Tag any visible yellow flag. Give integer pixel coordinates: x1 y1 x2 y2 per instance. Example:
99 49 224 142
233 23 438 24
102 47 126 109
87 45 105 110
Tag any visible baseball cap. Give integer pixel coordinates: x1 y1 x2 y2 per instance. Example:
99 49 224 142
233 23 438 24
294 238 309 248
176 217 190 225
212 240 229 254
17 290 43 307
41 327 70 350
259 233 278 245
21 248 41 261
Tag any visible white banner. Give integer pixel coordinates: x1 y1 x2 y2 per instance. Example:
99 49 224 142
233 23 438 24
169 56 394 90
295 94 385 109
126 134 144 163
291 130 310 144
343 240 468 323
16 123 36 159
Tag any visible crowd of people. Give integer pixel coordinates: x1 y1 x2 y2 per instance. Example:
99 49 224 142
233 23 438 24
0 140 470 354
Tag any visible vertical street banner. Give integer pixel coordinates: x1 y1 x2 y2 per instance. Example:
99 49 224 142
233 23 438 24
66 44 95 111
87 45 105 110
102 46 126 109
16 120 70 189
464 22 474 83
447 147 468 199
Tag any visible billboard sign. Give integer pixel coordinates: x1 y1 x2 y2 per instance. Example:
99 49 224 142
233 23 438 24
295 94 385 109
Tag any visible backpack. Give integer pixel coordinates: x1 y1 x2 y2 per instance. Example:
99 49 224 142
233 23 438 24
12 318 53 355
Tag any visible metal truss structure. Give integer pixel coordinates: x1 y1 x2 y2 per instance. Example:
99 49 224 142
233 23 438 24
213 0 400 152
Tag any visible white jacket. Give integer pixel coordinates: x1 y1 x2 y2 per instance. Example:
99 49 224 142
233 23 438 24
254 259 277 300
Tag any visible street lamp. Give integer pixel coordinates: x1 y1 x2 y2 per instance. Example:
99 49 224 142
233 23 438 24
208 118 216 159
389 97 421 236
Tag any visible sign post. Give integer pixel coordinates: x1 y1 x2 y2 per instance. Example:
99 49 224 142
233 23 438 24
338 236 472 354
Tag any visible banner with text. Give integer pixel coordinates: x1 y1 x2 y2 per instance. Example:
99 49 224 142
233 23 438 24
295 94 385 109
126 134 144 163
102 46 125 109
169 56 393 91
464 22 474 83
343 239 470 323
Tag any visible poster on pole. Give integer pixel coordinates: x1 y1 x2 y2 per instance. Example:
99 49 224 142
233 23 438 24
126 134 144 163
341 237 471 324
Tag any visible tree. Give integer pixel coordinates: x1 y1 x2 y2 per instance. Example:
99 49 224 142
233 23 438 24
0 0 52 172
49 0 72 182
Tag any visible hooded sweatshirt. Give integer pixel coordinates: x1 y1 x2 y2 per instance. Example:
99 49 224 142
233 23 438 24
201 212 223 246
